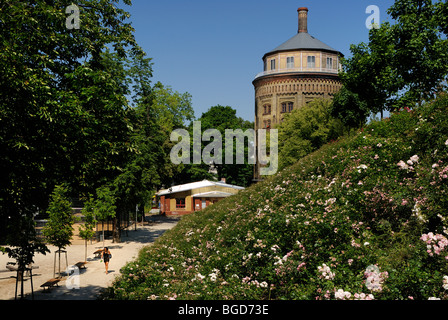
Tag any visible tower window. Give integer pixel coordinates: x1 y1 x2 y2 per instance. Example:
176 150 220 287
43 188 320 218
287 56 294 68
307 56 315 68
288 102 294 112
263 104 271 115
281 102 294 113
326 57 333 69
270 59 276 70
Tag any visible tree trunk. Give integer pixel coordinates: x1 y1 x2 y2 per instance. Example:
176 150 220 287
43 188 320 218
113 216 121 243
102 221 105 248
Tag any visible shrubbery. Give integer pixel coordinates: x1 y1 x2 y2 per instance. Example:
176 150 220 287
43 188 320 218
102 94 448 300
277 98 346 171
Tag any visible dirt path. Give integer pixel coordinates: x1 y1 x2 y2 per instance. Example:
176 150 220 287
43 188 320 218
0 216 179 300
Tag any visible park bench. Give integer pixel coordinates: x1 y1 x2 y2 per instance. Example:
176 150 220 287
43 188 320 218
40 278 61 292
93 249 104 259
5 262 39 277
74 261 87 269
5 263 16 272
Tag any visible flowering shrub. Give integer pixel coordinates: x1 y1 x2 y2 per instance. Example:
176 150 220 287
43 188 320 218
334 289 375 300
102 95 448 300
364 265 388 292
317 263 335 281
421 233 448 258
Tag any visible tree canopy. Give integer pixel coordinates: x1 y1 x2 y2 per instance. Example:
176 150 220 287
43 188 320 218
0 0 142 240
277 99 345 171
175 105 255 187
42 185 74 250
340 0 448 117
0 1 194 248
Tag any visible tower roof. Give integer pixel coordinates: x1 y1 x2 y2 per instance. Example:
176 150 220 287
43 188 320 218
264 32 340 57
263 7 342 59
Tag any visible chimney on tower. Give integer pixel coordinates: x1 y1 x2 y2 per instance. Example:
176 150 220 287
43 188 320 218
297 7 309 33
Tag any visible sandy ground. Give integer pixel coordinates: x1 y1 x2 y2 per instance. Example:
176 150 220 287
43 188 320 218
0 215 179 300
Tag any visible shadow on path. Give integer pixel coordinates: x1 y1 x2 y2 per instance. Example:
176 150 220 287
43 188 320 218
34 283 107 300
122 228 167 243
120 215 180 244
145 215 181 224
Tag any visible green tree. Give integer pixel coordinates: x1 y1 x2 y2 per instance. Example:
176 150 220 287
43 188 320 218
340 22 400 118
42 185 74 277
131 79 194 191
0 0 142 251
331 86 370 131
341 0 448 115
78 196 97 263
151 82 195 133
111 53 194 240
277 99 345 171
3 214 49 299
437 1 448 35
387 0 448 105
178 105 254 187
93 186 116 248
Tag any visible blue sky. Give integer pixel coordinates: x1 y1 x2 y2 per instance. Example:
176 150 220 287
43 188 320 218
123 0 395 121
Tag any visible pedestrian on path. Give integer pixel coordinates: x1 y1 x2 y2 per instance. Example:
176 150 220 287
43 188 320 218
101 247 112 274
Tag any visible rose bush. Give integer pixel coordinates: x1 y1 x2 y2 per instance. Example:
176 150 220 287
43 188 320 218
102 95 448 300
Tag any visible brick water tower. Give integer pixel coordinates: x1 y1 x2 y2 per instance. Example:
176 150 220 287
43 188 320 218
253 7 343 180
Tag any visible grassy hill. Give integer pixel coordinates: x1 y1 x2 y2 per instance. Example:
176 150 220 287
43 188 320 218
103 95 448 300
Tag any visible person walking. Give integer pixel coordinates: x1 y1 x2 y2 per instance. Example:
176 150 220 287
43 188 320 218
101 247 111 274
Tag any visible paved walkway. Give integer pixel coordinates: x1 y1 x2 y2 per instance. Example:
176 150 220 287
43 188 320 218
0 216 179 300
